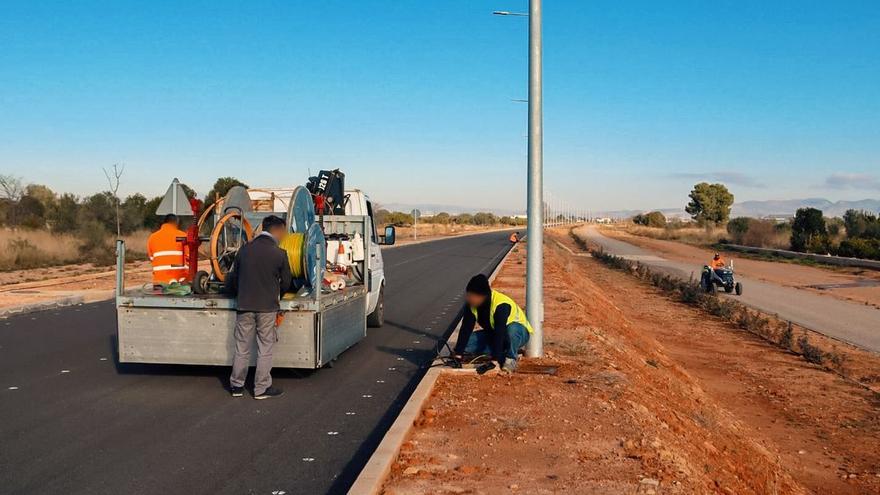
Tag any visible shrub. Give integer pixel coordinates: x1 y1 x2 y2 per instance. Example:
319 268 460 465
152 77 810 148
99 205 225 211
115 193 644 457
633 211 667 228
837 238 880 260
726 217 751 243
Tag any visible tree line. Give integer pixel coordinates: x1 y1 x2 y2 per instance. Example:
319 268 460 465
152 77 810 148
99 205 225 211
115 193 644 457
374 209 527 227
632 182 880 260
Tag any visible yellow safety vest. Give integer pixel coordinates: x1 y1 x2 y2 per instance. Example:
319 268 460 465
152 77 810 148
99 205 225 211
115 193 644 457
471 290 534 334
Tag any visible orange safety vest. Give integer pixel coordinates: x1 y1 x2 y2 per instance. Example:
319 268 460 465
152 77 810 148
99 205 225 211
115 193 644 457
710 257 726 269
147 223 189 284
509 233 518 243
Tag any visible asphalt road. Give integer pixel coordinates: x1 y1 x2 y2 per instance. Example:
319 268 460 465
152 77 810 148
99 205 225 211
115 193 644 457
0 230 515 495
578 226 880 352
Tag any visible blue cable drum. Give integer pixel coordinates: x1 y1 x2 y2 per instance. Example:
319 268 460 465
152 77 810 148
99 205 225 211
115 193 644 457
304 223 325 288
288 186 315 234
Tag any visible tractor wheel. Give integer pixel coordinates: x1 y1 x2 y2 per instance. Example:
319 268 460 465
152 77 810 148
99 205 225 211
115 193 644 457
735 282 743 296
725 285 734 294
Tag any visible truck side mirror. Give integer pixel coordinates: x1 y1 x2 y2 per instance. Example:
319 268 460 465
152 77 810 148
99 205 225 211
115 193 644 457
380 225 396 245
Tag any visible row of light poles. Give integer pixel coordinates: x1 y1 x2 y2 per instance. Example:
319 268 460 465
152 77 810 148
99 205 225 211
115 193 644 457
542 194 590 227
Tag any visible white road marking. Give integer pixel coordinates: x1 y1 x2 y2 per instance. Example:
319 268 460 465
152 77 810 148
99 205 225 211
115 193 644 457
302 457 315 462
362 394 372 398
60 370 70 374
388 367 396 371
99 357 108 361
8 386 19 390
327 431 339 436
376 380 385 384
346 412 356 416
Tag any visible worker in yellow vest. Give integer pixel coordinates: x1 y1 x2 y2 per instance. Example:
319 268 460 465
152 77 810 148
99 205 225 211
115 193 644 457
147 214 190 286
453 274 533 373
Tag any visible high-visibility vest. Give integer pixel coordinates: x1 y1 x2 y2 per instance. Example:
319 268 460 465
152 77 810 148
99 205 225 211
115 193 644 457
147 223 189 284
509 233 518 243
471 290 534 334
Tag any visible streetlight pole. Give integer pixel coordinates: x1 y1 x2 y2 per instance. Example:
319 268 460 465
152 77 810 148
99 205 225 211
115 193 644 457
526 0 543 357
495 2 543 357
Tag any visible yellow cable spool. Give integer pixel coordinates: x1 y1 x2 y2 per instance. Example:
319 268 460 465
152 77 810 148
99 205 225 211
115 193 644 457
279 233 306 279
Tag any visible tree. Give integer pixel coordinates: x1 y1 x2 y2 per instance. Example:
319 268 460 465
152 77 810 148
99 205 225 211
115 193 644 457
17 195 46 228
0 174 26 225
432 212 451 224
121 194 150 234
102 163 125 238
791 207 827 253
472 212 498 226
142 196 165 230
49 193 81 233
685 182 734 226
25 184 57 210
78 192 118 234
843 209 880 239
204 177 248 208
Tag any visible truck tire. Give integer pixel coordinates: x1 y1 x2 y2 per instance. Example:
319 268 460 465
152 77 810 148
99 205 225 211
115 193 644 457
735 282 743 296
367 285 385 328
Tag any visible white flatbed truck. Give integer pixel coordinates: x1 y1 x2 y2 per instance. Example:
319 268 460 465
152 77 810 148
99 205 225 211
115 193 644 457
114 187 394 369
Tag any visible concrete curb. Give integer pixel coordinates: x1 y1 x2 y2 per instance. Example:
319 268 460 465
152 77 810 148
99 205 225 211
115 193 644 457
0 295 85 319
347 241 520 495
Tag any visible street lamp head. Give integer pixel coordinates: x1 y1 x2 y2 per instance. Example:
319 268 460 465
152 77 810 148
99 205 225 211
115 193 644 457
493 10 511 15
492 10 528 17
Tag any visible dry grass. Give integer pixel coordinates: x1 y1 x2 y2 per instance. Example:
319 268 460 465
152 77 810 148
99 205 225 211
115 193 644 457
0 228 81 270
0 228 151 271
626 225 727 246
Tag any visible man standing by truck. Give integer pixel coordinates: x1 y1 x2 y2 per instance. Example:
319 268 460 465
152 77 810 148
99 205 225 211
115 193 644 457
225 215 293 399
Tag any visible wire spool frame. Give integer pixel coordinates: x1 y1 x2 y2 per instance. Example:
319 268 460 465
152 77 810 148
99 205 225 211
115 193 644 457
210 212 253 282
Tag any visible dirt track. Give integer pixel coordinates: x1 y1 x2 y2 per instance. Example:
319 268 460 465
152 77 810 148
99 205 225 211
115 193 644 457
381 231 880 495
604 227 880 308
580 226 880 353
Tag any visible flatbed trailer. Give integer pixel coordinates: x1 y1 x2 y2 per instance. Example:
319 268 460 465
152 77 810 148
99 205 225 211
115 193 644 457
115 212 387 369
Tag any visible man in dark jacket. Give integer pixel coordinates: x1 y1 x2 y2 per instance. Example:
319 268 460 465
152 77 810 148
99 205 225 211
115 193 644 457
225 215 293 399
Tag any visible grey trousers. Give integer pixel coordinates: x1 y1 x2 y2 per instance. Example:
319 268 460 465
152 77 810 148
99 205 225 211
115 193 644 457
229 311 278 396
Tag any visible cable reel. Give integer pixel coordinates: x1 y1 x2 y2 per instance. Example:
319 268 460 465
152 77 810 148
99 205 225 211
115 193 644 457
280 186 324 289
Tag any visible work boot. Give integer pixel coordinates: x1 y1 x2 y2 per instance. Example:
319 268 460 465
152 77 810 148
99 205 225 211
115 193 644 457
254 387 284 400
501 359 518 374
230 386 244 398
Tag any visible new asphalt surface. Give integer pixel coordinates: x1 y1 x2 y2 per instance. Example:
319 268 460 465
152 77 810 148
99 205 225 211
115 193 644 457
0 230 515 495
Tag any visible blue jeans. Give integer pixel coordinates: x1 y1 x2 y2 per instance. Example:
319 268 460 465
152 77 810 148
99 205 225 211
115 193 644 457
463 322 530 361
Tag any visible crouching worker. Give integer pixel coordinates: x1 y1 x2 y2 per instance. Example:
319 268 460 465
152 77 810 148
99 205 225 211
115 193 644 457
225 215 293 400
453 274 533 373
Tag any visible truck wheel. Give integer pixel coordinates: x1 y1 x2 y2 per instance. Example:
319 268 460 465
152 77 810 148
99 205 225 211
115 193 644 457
735 282 743 296
367 285 385 328
725 285 734 294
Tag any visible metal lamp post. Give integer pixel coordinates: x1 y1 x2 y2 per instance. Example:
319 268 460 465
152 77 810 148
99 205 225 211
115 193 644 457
494 1 543 357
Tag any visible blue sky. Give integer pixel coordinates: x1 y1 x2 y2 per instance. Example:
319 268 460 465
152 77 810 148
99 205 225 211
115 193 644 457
1 1 878 213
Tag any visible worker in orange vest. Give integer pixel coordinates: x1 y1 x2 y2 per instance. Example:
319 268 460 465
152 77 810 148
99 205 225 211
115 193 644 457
509 232 519 244
147 214 190 286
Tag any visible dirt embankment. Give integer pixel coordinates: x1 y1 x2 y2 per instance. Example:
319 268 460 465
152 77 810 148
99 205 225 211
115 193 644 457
603 227 880 309
381 231 880 495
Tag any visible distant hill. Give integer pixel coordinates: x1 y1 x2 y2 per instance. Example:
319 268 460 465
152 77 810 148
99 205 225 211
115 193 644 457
731 199 880 218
